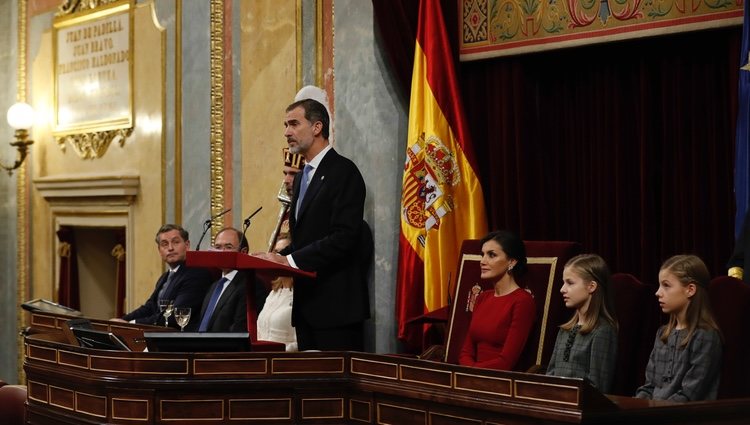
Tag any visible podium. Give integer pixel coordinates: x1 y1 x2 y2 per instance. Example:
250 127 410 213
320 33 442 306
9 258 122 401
185 251 315 340
186 251 316 278
21 310 750 424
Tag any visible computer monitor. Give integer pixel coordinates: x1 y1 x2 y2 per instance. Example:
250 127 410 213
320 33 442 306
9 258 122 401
143 332 250 352
71 327 131 351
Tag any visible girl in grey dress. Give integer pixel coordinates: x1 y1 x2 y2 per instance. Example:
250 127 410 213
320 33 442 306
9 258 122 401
635 255 722 402
546 254 618 393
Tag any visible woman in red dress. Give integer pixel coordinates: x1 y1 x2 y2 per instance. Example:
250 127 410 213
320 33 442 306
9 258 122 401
459 230 536 370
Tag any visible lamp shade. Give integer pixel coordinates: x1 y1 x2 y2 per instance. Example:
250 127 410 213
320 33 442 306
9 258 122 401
7 102 34 130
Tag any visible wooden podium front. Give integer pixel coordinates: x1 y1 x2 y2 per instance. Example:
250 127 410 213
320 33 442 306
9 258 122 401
23 312 750 424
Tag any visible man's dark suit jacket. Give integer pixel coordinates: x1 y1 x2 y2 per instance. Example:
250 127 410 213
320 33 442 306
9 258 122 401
191 271 255 333
122 264 212 327
280 148 370 331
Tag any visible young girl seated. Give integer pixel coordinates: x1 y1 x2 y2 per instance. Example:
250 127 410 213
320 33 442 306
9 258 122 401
546 254 618 393
635 255 722 402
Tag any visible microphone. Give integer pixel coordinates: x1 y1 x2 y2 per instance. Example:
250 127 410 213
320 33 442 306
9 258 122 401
241 206 263 243
195 208 232 251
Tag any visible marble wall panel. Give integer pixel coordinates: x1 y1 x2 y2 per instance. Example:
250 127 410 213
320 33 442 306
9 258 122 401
0 0 19 384
333 0 408 353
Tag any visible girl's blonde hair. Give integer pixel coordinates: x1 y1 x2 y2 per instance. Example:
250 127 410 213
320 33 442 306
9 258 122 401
561 254 618 334
659 255 721 347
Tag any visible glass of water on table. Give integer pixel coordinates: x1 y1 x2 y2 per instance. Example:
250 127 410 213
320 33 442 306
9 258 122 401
174 307 191 332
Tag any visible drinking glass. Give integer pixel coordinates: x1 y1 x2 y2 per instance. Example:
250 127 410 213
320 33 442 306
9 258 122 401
174 308 191 332
159 299 174 327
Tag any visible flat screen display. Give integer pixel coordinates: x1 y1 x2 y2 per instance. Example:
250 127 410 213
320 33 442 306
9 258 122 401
71 327 131 351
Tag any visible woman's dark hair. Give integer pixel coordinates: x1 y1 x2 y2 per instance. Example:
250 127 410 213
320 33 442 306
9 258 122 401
480 230 528 277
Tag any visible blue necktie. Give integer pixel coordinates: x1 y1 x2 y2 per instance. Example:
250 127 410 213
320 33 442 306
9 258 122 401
198 277 228 332
157 270 175 300
296 164 313 218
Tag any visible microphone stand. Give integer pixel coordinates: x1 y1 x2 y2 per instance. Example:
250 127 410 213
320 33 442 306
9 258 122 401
195 208 232 251
241 206 263 244
195 219 212 251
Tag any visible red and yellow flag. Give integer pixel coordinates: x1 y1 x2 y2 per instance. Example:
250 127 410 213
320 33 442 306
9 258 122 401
396 0 488 349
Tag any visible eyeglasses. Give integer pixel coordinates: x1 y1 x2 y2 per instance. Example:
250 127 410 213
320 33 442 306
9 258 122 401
563 324 582 362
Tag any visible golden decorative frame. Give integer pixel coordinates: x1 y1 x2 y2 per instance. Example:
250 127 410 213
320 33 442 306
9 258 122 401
174 0 183 223
209 0 226 237
53 0 135 159
17 0 28 384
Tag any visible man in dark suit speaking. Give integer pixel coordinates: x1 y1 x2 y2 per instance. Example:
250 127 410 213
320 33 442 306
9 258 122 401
255 98 369 351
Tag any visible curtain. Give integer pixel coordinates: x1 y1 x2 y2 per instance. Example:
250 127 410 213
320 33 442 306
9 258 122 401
374 0 740 283
112 228 127 318
56 227 80 310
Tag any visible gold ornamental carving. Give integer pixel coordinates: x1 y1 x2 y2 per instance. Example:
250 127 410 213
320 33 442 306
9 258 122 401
57 0 124 16
209 0 226 237
17 0 29 385
111 244 126 261
58 242 72 258
56 128 133 159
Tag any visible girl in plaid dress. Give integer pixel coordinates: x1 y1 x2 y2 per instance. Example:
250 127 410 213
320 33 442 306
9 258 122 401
546 254 618 393
635 255 722 402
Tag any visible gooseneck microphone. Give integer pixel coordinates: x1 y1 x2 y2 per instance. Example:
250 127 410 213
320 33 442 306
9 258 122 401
241 206 263 244
195 208 232 251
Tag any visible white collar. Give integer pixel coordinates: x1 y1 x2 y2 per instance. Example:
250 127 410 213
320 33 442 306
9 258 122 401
305 143 333 170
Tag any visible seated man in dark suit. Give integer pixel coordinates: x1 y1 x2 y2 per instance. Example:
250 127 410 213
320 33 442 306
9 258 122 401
112 224 212 328
192 227 266 332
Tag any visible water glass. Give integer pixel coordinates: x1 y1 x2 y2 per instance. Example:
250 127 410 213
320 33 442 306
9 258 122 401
159 299 174 327
174 308 191 332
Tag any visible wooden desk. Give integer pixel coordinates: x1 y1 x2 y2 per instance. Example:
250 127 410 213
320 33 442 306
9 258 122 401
23 313 750 424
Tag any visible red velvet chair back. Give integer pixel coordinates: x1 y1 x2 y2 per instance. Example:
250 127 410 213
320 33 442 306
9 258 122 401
610 273 659 396
443 239 581 371
708 276 750 398
0 384 27 425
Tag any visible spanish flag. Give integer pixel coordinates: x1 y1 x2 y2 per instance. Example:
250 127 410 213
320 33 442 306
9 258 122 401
396 0 488 350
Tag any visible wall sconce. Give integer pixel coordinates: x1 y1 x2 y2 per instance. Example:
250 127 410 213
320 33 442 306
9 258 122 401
1 102 35 175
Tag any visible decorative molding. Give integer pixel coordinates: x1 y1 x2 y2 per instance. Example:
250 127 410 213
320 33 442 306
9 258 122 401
316 0 322 87
175 0 183 223
56 128 133 159
296 0 302 90
459 0 743 59
209 0 226 237
34 174 140 202
57 0 123 16
17 0 29 385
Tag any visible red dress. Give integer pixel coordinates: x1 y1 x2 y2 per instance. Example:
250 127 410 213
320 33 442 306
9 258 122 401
458 287 536 370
